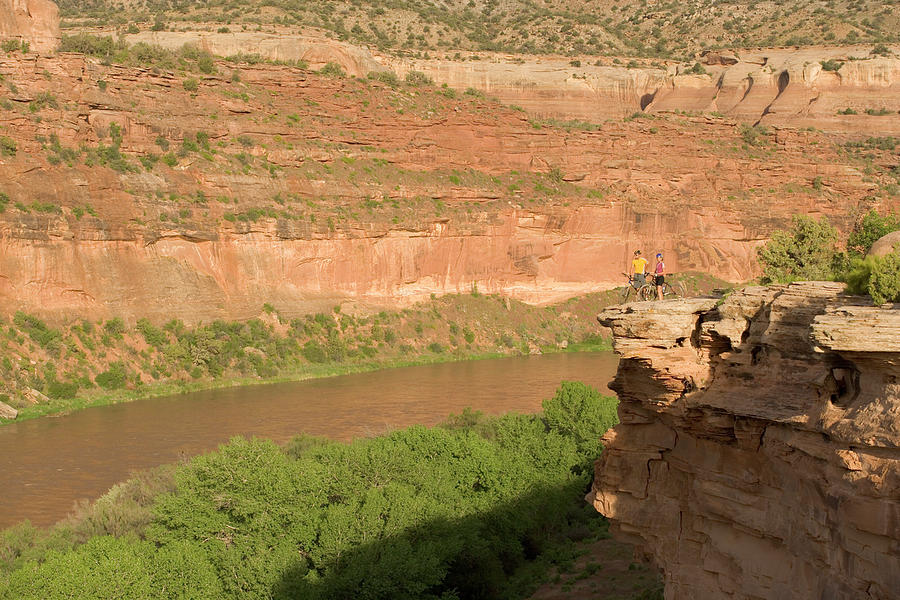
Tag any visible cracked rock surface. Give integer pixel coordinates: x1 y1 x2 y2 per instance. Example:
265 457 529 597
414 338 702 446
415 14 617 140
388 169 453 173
591 282 899 600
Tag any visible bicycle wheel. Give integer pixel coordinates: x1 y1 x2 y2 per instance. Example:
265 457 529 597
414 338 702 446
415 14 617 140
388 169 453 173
639 284 654 301
671 280 686 297
620 286 633 302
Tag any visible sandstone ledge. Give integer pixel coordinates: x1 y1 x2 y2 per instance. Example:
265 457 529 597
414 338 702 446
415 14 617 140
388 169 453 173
591 282 899 599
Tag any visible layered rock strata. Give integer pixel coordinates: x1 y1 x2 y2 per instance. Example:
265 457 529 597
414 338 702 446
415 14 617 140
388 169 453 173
591 282 900 599
2 52 894 322
113 27 900 133
387 46 900 134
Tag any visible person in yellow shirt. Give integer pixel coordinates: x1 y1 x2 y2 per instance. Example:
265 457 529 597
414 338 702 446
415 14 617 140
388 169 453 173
630 249 649 285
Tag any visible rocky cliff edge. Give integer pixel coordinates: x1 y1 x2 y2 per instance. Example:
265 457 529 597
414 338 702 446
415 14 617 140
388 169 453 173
591 282 899 599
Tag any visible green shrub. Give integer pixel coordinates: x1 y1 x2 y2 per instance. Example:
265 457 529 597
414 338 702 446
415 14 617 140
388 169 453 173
687 61 707 74
404 70 434 86
542 381 618 465
1 39 27 54
182 77 199 92
317 61 346 77
136 318 167 349
197 54 215 74
3 536 222 599
103 318 125 339
301 340 327 363
867 251 900 304
847 210 900 256
0 136 16 157
757 215 838 283
0 192 9 213
739 123 769 146
820 59 842 72
47 381 79 400
366 70 400 87
13 312 61 350
95 362 127 390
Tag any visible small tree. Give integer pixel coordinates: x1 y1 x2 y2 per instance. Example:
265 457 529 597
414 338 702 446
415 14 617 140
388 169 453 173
868 251 900 304
757 215 838 283
846 210 900 256
542 381 619 466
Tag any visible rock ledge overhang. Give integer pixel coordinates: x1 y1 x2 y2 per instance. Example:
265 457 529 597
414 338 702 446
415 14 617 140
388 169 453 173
590 281 899 600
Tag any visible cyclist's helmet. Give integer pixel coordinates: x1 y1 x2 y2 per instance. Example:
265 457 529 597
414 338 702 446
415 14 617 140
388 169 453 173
634 249 641 255
656 253 663 259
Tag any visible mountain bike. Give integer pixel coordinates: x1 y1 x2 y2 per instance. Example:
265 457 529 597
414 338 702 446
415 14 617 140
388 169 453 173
620 273 654 302
650 275 687 299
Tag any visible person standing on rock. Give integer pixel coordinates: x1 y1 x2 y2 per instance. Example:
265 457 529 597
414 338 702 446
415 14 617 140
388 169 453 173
630 250 649 286
654 253 666 300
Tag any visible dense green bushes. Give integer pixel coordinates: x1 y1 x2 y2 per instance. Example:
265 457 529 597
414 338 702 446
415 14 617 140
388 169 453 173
757 215 839 283
757 210 900 303
0 383 623 599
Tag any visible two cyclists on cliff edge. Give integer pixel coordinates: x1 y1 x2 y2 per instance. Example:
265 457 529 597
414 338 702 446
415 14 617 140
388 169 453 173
628 249 666 300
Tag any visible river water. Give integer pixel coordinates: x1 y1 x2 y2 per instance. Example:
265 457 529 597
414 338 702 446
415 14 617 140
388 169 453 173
0 352 619 529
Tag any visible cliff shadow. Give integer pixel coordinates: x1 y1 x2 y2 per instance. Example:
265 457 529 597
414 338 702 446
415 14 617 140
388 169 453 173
270 479 662 600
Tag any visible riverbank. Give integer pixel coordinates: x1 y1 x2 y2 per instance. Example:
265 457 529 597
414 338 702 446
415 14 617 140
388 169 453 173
1 291 621 425
5 343 611 424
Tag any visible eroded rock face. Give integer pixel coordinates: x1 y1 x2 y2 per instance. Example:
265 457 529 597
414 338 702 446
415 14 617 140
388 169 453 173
2 53 893 323
0 0 59 53
383 47 900 135
591 282 900 599
106 27 900 134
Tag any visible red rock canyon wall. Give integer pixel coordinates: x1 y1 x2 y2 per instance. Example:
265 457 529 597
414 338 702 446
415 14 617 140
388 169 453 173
591 283 900 599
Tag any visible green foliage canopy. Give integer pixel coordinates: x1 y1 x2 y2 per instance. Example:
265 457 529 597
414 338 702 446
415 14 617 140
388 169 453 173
757 215 839 283
0 383 621 599
847 210 900 256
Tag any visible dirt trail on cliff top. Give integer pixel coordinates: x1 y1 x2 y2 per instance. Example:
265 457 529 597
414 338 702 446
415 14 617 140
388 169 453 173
0 51 897 321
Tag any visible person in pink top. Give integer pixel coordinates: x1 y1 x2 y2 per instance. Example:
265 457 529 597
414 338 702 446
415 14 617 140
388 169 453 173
654 253 666 300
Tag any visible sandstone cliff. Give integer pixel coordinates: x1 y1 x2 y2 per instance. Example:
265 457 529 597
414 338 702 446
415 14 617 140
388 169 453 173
0 0 58 53
109 27 900 133
0 51 896 323
387 46 900 134
591 283 900 599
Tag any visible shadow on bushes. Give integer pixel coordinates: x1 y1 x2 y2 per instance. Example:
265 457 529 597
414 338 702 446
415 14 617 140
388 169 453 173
271 479 594 599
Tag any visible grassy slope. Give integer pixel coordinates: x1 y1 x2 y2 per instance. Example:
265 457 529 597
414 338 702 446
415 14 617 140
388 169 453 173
58 0 900 59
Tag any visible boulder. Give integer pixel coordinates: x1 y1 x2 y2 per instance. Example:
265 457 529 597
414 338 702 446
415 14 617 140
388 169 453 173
868 230 900 258
0 400 16 419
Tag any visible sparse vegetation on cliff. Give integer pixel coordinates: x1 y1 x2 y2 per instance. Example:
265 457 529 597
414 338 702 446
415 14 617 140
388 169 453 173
55 0 900 59
0 382 644 599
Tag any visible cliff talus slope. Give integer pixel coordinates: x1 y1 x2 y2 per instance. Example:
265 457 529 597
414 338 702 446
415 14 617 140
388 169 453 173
591 283 899 599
